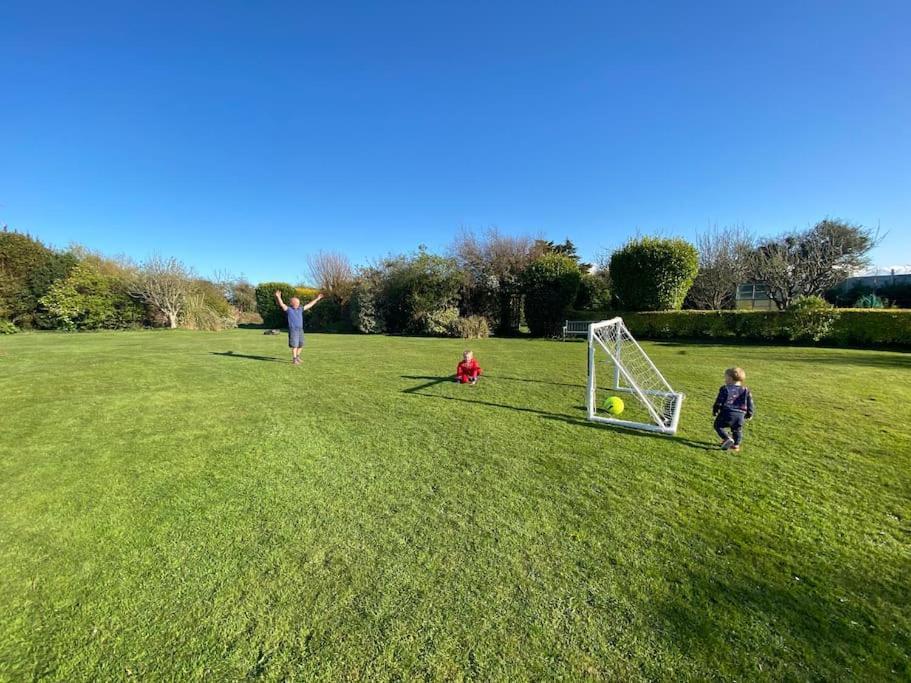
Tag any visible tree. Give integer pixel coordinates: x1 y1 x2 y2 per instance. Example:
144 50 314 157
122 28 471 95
212 271 257 312
349 267 385 334
231 280 257 313
451 228 546 335
749 219 876 310
380 248 464 335
521 253 582 336
686 225 754 310
130 256 194 328
306 251 354 303
544 239 593 273
609 237 699 311
574 272 611 310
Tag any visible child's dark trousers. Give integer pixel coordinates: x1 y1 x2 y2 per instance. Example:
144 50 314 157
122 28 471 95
714 408 746 445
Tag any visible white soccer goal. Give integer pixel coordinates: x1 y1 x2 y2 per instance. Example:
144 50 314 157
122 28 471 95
586 318 684 434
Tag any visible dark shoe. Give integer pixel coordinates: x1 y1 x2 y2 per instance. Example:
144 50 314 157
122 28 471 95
720 438 734 450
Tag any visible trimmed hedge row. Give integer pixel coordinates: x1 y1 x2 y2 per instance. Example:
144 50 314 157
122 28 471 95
566 309 911 347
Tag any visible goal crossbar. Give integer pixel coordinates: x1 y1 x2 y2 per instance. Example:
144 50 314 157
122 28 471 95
586 318 684 434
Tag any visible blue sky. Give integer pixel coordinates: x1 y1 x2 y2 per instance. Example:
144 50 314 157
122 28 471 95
2 1 909 284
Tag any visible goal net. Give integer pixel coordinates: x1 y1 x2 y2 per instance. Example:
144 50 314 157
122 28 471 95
586 318 684 434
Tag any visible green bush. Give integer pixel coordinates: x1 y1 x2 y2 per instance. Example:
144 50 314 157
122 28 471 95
566 308 911 347
609 237 698 311
451 315 491 339
0 230 69 327
0 319 20 334
784 296 839 341
829 310 911 346
574 272 611 310
308 295 352 332
181 280 237 331
379 251 463 334
521 254 582 336
415 305 460 336
254 282 296 328
349 273 384 334
39 262 144 330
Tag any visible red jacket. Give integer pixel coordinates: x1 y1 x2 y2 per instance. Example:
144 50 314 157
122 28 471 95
456 358 482 378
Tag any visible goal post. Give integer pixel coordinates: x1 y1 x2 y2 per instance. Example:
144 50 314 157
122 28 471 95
586 318 684 435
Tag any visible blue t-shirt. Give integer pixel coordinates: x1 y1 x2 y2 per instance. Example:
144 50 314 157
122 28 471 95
286 306 304 329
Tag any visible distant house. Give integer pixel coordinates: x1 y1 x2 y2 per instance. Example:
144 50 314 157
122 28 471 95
828 270 911 307
735 283 775 310
735 269 911 310
830 270 911 294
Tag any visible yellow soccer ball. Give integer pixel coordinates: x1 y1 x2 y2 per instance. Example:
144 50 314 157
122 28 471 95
603 396 625 415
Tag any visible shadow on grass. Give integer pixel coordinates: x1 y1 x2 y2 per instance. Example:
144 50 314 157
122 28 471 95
400 375 714 451
649 542 909 678
402 373 589 390
749 350 911 369
492 374 587 389
210 351 285 363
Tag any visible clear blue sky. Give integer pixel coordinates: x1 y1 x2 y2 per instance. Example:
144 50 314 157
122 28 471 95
2 1 909 284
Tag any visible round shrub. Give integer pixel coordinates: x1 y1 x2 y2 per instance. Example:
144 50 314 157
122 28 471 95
451 315 491 339
254 282 297 328
0 319 20 334
521 254 582 337
415 305 460 336
609 237 698 311
785 296 840 341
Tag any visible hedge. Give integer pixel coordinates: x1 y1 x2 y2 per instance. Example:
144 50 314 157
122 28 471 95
566 309 911 348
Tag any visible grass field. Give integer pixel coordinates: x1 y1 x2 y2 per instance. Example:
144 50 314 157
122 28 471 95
1 330 909 680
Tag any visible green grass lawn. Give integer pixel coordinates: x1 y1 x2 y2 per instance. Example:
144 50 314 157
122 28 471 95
1 330 909 680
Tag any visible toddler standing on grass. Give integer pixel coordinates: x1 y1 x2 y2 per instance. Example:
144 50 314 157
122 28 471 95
456 350 482 385
712 367 755 452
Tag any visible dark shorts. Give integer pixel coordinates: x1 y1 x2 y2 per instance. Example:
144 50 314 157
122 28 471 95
288 328 304 348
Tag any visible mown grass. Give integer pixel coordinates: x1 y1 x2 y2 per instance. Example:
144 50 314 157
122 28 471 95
1 330 909 680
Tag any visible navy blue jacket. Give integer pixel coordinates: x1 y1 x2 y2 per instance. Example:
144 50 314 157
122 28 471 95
713 384 755 418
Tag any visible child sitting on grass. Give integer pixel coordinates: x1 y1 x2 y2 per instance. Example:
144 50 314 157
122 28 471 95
456 350 482 385
712 367 755 452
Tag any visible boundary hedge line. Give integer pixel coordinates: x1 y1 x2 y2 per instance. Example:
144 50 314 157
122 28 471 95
566 309 911 348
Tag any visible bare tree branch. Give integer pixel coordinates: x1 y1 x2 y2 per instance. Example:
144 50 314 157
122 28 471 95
129 255 194 328
749 219 877 310
306 250 354 302
687 224 754 310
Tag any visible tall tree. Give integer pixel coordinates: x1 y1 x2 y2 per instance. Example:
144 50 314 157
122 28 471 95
687 225 755 310
750 219 876 310
306 250 354 302
451 228 545 335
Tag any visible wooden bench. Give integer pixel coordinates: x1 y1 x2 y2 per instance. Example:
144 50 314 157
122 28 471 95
562 320 591 340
